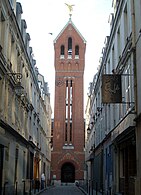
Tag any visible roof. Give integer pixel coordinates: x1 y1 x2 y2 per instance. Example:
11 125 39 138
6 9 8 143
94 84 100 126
54 17 86 44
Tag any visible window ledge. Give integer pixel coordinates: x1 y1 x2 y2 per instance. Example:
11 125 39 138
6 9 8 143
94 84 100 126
75 55 79 59
60 55 65 59
68 55 72 59
62 145 74 149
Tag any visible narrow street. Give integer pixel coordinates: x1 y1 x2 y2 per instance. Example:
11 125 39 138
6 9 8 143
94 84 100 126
39 185 85 195
1 0 141 195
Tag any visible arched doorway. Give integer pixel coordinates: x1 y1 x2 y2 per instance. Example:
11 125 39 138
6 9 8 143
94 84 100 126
61 162 75 183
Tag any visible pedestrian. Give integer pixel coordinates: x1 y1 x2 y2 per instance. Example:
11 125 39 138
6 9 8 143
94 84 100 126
41 173 45 190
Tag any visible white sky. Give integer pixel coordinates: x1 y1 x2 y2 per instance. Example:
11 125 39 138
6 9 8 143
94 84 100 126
17 0 113 115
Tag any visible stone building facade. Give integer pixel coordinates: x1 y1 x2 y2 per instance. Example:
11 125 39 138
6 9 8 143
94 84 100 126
0 0 52 194
51 17 86 184
85 0 141 194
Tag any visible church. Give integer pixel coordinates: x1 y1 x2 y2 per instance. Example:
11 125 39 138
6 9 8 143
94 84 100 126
51 7 86 184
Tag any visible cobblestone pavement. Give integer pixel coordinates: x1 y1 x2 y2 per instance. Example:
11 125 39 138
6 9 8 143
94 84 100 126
39 185 85 195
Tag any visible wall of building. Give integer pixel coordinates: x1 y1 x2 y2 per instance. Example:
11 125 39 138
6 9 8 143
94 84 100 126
85 0 138 194
0 0 52 194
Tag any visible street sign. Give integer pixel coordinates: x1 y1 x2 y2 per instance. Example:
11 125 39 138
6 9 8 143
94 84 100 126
102 74 122 103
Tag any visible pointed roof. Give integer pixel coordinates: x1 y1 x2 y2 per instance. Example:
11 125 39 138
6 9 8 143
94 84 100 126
54 17 86 44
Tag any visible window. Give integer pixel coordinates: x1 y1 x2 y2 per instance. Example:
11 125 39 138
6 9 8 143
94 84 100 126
65 80 68 143
66 80 68 119
65 80 73 144
75 45 79 59
124 4 128 44
68 37 72 58
61 45 65 55
125 65 131 111
60 45 65 59
70 80 72 119
27 151 34 179
65 123 68 142
117 27 121 60
14 148 19 182
75 45 79 55
112 46 115 71
43 162 45 174
23 151 26 179
1 11 6 53
70 122 72 142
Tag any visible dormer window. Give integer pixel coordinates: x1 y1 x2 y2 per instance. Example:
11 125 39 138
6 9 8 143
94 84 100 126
68 37 72 59
75 45 79 59
60 45 65 59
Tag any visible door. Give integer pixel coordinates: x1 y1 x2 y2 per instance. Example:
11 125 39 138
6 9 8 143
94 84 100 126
61 162 75 183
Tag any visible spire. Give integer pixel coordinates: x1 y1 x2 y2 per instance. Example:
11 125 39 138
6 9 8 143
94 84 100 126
65 3 75 18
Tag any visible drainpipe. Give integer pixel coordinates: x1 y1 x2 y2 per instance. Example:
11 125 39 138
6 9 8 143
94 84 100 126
130 1 138 195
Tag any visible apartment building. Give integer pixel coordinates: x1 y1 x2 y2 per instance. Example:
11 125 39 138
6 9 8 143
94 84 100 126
0 0 52 194
85 0 139 194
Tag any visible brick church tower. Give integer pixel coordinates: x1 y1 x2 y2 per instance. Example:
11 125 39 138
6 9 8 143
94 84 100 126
51 17 86 184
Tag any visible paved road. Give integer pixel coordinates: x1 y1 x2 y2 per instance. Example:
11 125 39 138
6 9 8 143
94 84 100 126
40 185 85 195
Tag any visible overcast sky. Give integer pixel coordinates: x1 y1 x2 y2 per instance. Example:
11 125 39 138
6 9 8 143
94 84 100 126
17 0 113 114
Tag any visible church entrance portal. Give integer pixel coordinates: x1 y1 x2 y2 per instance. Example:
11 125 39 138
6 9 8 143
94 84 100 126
61 162 75 183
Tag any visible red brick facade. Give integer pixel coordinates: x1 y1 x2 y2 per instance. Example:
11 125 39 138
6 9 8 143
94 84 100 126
51 18 86 183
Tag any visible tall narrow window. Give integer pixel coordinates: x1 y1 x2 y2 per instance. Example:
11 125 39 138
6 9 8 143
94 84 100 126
70 80 73 143
70 80 72 119
66 80 68 119
27 151 34 179
29 152 34 179
70 105 72 120
70 122 72 142
124 4 128 44
65 80 68 143
65 79 73 144
14 148 19 183
68 37 72 58
117 27 121 60
23 151 26 179
112 46 115 71
60 45 65 59
65 123 68 142
75 45 79 55
107 60 110 74
125 65 130 110
75 45 79 59
43 162 46 174
1 11 7 54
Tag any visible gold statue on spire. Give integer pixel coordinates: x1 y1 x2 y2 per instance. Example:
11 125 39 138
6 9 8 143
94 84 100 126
65 3 75 17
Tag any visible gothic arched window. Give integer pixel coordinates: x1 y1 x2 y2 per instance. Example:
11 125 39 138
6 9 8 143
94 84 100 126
75 45 79 59
60 45 65 59
75 45 79 55
60 45 65 55
68 37 72 58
